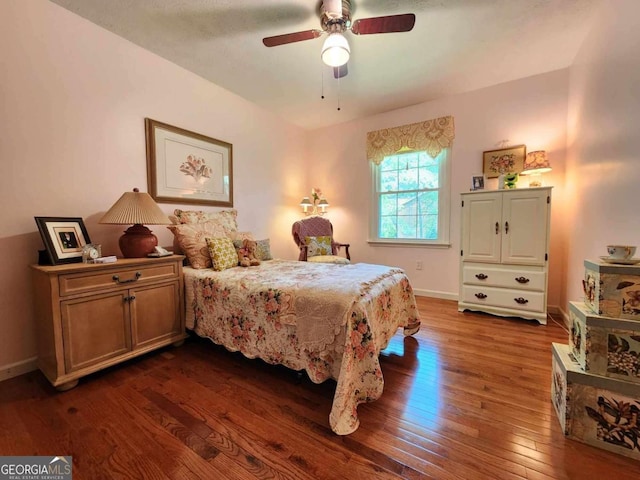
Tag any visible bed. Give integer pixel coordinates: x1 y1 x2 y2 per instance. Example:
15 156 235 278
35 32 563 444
184 259 420 435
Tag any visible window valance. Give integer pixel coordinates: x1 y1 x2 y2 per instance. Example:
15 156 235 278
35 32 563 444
366 115 455 164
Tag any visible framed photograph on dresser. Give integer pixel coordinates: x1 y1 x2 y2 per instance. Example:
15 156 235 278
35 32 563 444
471 175 485 191
35 216 91 265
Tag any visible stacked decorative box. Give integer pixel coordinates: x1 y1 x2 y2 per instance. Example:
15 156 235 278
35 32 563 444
551 259 640 461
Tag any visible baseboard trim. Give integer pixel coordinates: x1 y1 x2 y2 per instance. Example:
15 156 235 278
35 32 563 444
552 304 570 330
413 289 458 301
0 357 38 383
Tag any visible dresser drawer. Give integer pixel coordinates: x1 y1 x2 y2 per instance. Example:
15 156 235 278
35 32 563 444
461 285 546 313
59 263 179 296
462 265 545 291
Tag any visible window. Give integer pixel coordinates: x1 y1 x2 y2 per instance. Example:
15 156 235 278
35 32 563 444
370 148 450 245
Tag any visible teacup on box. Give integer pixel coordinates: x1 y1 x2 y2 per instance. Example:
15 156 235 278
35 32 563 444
607 245 636 260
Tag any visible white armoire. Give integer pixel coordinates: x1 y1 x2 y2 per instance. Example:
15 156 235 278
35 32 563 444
458 187 552 324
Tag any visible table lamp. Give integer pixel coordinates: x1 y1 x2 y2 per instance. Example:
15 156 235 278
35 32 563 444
100 188 171 257
521 151 552 187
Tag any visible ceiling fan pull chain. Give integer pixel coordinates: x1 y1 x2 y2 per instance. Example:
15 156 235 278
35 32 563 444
321 67 325 99
337 74 341 111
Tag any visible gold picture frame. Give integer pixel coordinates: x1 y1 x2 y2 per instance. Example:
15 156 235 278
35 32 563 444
482 145 526 178
146 118 233 207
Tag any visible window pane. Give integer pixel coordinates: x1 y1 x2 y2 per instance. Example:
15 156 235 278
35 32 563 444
380 156 398 171
398 168 419 191
379 216 397 238
397 215 417 238
417 191 438 215
417 214 438 239
380 194 397 215
418 163 439 189
419 154 438 168
397 192 416 215
380 170 398 192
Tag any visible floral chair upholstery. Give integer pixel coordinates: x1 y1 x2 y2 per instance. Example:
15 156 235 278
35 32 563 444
292 217 351 263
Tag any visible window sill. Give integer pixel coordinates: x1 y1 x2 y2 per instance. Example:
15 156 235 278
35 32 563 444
367 240 451 248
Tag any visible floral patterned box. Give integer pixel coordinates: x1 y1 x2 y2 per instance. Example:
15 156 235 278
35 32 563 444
551 343 640 460
583 259 640 321
569 301 640 385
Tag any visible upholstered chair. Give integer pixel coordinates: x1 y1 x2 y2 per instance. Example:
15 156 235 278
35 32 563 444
291 217 350 264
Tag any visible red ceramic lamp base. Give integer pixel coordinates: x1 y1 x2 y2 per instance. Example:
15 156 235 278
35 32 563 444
119 224 158 258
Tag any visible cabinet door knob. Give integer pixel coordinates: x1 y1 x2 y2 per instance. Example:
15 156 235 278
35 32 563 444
514 297 529 305
123 295 136 302
505 221 509 234
515 276 530 284
475 273 488 280
475 293 487 299
113 271 142 284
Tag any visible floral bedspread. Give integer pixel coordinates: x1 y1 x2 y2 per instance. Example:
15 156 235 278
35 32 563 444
184 259 420 435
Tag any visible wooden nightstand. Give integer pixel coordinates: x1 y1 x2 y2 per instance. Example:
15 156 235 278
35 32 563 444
30 255 187 391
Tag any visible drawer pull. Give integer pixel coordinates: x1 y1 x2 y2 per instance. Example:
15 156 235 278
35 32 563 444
514 297 529 305
515 276 530 284
505 221 509 234
475 273 488 280
475 293 487 299
495 222 499 234
113 272 142 284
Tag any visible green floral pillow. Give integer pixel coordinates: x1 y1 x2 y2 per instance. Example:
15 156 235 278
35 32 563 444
232 238 273 261
206 237 238 271
305 235 332 257
255 239 273 261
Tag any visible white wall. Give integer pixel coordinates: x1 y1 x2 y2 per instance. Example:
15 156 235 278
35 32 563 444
0 0 307 374
565 0 640 312
307 71 569 307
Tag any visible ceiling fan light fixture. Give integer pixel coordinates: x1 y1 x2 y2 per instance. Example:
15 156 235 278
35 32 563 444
321 33 350 67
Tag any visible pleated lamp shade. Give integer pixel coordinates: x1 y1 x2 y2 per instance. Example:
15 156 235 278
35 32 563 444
100 188 171 258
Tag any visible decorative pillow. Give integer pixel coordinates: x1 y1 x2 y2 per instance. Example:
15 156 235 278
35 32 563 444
167 221 229 269
307 255 350 264
206 237 238 271
255 239 273 261
170 209 238 233
305 235 332 257
232 238 271 261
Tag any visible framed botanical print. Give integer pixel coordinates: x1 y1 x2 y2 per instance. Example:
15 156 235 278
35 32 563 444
482 145 526 178
145 118 233 207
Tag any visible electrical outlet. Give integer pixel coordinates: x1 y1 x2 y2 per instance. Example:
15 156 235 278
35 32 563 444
416 261 423 270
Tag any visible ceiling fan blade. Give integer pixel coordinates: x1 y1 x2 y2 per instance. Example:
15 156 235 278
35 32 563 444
333 63 348 79
263 30 322 47
351 13 416 35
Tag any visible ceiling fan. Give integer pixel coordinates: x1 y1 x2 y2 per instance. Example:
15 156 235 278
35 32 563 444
262 0 415 79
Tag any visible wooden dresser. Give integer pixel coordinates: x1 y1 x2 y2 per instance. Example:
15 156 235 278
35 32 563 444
30 255 186 390
458 187 552 324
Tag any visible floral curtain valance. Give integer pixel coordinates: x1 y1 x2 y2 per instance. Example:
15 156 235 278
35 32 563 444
366 115 455 164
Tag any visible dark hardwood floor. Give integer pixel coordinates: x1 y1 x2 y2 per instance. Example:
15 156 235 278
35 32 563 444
1 297 638 479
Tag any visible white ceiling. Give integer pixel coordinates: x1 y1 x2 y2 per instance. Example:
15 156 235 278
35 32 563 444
51 0 599 130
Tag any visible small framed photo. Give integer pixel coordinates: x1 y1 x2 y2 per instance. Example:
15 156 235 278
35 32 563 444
483 145 526 178
35 217 92 265
471 175 485 191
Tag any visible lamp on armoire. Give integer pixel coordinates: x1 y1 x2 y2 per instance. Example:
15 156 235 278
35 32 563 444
100 188 171 258
521 151 552 187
